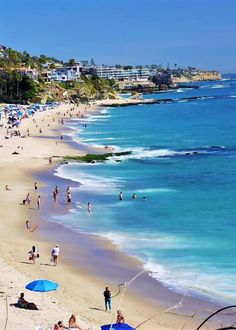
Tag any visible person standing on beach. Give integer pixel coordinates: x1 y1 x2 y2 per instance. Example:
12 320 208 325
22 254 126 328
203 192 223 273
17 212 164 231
103 287 112 312
34 182 38 193
67 191 72 205
49 156 53 165
55 186 59 195
51 245 60 266
26 193 31 205
53 189 57 203
37 195 41 210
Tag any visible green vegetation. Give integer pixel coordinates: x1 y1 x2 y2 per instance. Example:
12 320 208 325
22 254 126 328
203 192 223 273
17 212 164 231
0 46 118 103
69 75 118 103
63 151 132 163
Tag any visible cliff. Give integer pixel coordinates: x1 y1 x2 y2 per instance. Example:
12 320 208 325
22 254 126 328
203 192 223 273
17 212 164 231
172 71 221 83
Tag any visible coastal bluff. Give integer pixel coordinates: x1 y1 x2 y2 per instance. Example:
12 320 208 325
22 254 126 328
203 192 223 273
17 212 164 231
172 70 221 83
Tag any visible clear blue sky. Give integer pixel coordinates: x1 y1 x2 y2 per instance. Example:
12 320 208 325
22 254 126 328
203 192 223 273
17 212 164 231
1 0 236 72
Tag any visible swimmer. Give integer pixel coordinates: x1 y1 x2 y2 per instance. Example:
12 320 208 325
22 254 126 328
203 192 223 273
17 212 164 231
119 192 123 201
87 202 92 213
132 193 137 199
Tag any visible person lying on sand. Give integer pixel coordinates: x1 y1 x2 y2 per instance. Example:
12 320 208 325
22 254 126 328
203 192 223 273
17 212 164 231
12 292 38 310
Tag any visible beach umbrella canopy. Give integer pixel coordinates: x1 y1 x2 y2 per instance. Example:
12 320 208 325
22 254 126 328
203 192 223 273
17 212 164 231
25 279 59 309
101 324 135 330
25 279 59 292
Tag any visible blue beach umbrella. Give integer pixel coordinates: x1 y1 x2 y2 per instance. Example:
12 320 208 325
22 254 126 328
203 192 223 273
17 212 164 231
101 324 135 330
25 279 59 292
25 279 59 309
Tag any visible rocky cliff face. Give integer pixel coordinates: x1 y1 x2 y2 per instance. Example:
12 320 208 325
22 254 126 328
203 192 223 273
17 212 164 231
172 71 221 83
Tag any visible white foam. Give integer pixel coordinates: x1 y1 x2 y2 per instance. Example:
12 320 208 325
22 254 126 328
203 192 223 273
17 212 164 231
100 231 187 250
137 188 176 193
145 259 236 303
55 164 123 192
110 147 182 161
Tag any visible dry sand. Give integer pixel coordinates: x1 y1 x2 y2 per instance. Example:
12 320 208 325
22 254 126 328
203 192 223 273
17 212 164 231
0 103 217 330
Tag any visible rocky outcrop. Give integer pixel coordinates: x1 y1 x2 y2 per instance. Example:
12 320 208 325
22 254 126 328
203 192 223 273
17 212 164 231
172 71 221 83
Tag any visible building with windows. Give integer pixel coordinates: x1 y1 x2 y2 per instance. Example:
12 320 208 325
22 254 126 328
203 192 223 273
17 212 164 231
95 66 156 81
47 63 82 82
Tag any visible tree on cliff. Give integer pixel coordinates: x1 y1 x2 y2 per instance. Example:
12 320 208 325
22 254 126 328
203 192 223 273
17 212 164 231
151 71 172 89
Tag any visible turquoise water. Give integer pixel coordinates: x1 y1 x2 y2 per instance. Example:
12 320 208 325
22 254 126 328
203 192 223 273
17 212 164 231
54 74 236 303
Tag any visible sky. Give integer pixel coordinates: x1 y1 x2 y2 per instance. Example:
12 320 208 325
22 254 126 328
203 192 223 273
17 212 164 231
1 0 236 72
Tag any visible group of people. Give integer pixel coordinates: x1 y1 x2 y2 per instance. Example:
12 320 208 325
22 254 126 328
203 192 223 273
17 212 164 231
103 287 125 322
22 185 41 210
54 314 82 329
119 191 147 201
27 244 59 266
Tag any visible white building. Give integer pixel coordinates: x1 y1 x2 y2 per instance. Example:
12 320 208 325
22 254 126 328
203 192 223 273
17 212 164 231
48 64 82 82
96 66 156 81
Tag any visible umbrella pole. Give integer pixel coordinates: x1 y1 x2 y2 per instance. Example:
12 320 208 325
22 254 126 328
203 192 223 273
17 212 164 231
41 293 44 310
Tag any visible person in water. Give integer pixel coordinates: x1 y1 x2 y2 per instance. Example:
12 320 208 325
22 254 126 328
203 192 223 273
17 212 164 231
87 202 92 213
132 193 137 199
119 192 123 201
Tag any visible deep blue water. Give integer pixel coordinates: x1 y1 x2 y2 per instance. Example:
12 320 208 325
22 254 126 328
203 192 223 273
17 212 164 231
54 74 236 303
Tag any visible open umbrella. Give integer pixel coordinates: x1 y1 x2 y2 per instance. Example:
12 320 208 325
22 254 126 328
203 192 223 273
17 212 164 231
25 279 59 309
101 324 135 330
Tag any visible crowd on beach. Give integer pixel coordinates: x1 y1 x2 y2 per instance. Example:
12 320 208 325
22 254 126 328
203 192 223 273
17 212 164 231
0 101 131 330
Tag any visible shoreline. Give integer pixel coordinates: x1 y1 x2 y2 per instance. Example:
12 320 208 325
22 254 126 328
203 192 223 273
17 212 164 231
0 102 226 329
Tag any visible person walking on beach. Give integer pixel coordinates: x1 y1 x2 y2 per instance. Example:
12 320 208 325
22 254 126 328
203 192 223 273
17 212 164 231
55 185 59 196
37 195 41 210
103 287 112 312
53 189 57 203
28 246 38 264
34 182 38 193
49 156 53 165
51 245 60 266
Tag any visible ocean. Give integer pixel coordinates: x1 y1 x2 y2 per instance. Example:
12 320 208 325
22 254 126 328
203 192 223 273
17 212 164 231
53 74 236 304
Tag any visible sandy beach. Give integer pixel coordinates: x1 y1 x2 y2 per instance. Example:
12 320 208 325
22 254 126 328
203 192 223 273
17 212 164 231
0 102 223 330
